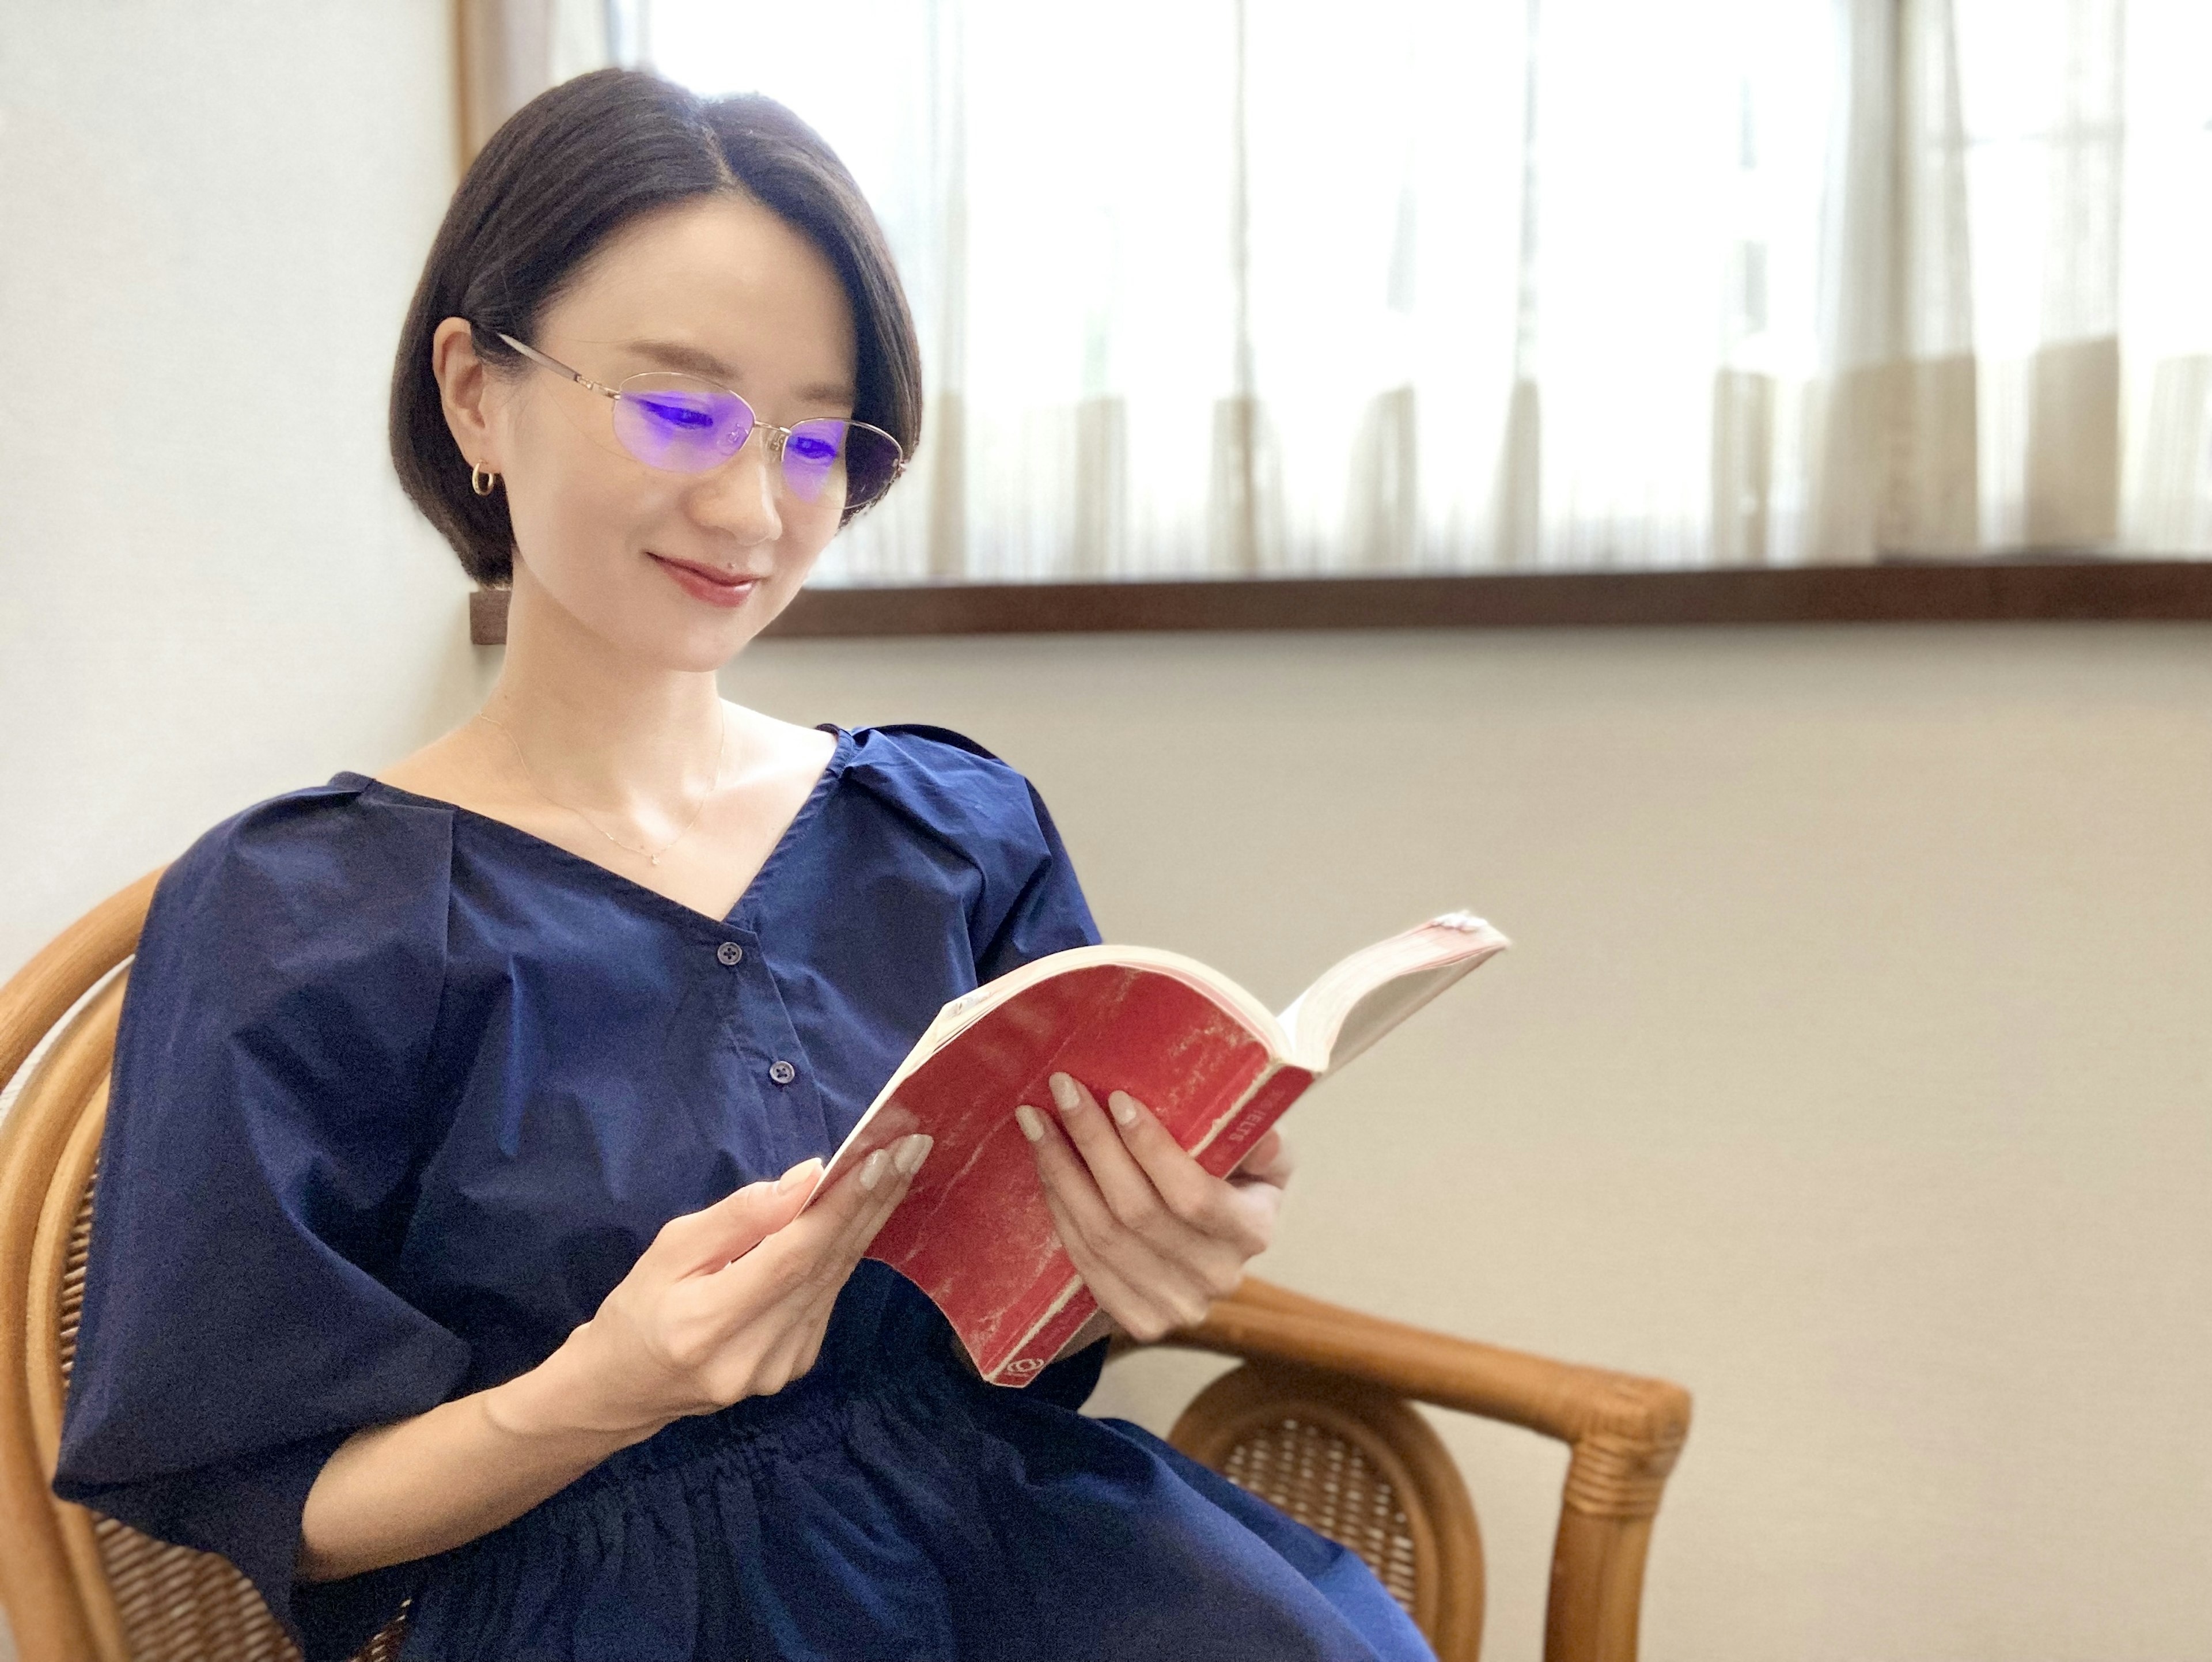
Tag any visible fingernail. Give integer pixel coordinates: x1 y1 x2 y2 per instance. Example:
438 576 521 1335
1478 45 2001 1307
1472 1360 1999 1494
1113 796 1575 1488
777 1157 823 1193
859 1148 890 1192
1049 1073 1081 1113
895 1133 933 1175
1016 1104 1045 1142
1108 1091 1138 1127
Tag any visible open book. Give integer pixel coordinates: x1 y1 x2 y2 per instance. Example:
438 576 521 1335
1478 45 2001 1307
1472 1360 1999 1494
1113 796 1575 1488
800 911 1509 1384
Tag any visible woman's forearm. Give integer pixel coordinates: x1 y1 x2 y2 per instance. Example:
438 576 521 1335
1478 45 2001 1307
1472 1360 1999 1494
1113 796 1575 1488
296 1334 659 1583
298 1149 929 1583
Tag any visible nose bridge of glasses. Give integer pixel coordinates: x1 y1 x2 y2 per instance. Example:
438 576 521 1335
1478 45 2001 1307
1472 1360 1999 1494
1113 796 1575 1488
715 414 797 518
605 369 869 509
673 430 783 539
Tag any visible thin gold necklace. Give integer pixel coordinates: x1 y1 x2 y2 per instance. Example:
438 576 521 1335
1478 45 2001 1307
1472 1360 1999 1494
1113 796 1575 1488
473 707 726 868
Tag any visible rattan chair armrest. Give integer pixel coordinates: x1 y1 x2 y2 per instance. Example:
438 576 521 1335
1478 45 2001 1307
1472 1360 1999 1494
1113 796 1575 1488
1150 1278 1690 1662
1162 1277 1691 1457
0 868 162 1096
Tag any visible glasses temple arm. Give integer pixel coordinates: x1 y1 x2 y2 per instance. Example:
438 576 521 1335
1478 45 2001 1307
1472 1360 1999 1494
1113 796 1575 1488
492 330 620 400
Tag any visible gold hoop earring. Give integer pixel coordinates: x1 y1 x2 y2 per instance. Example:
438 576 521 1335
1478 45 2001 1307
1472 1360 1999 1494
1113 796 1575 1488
471 461 498 497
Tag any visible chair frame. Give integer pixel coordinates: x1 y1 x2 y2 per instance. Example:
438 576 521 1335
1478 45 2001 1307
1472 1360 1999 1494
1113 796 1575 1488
1155 1279 1691 1661
2 873 1690 1662
2 870 160 1662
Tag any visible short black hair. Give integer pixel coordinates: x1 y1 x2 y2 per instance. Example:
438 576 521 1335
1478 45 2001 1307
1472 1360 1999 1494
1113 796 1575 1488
389 69 922 586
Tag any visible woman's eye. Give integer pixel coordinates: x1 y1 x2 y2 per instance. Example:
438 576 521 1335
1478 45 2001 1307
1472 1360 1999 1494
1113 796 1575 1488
635 395 717 432
787 430 840 463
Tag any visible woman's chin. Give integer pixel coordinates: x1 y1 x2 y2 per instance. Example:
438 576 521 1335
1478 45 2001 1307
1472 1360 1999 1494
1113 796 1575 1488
634 600 774 672
512 555 797 672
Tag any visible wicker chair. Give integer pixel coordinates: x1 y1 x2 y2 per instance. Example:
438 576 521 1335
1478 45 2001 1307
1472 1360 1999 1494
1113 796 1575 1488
1 873 1691 1662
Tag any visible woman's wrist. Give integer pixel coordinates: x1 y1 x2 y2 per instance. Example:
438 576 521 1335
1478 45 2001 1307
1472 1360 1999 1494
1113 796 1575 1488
301 1331 665 1584
482 1323 672 1451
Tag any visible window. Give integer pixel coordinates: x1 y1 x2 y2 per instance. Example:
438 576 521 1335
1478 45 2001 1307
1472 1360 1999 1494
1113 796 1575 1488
613 0 2212 590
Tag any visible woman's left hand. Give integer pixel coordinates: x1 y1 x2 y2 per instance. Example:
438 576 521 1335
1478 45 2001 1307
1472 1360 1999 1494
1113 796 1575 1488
1018 1070 1296 1343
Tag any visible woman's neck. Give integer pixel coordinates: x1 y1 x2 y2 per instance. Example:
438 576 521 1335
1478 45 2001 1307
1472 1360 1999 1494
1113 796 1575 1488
481 566 729 816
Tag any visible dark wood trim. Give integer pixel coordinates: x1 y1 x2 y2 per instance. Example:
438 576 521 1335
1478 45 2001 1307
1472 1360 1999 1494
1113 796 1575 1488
467 560 2212 645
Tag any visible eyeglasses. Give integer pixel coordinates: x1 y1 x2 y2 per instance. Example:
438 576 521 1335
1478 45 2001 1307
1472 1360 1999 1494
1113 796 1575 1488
489 331 905 516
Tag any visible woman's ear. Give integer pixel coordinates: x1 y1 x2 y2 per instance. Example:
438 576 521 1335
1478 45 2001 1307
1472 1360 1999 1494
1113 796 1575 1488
430 317 502 473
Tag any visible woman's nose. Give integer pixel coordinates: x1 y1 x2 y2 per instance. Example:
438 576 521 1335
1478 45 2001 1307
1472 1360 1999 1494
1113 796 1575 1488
689 434 783 545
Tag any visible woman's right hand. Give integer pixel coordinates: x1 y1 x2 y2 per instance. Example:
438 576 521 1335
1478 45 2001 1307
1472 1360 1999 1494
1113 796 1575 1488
494 1134 932 1443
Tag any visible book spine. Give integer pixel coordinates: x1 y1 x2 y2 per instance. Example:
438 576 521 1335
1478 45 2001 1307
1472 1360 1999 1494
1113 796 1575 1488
1188 1063 1316 1176
984 1279 1099 1385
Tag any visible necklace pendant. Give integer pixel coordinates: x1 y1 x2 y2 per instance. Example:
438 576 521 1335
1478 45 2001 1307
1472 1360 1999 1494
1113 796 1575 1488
649 854 662 867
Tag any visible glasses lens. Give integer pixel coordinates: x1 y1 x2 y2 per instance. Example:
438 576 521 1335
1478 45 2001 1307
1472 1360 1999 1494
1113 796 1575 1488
611 374 752 472
782 419 903 512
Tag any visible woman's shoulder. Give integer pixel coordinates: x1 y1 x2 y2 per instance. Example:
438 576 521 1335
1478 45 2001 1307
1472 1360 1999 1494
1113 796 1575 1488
166 771 452 881
148 773 457 966
839 722 1055 849
837 724 1099 966
841 721 1031 790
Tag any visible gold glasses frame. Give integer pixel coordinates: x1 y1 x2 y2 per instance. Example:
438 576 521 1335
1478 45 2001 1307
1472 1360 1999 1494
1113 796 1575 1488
487 329 907 513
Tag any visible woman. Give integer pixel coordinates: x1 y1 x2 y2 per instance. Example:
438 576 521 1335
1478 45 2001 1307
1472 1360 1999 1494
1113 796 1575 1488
53 70 1434 1662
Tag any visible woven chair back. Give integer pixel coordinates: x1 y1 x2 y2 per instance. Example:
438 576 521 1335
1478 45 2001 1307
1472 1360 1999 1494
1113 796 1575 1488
0 876 406 1662
1171 1360 1485 1661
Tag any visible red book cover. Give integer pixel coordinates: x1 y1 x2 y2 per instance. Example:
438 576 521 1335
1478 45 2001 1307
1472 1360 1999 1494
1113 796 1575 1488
801 911 1508 1384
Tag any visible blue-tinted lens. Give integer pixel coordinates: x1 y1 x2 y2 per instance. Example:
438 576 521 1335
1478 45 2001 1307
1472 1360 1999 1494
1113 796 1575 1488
781 421 845 502
612 374 752 472
785 419 901 510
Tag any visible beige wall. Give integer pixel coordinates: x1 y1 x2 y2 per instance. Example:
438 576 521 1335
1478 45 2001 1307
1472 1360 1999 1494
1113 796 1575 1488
726 623 2212 1661
5 5 2210 1660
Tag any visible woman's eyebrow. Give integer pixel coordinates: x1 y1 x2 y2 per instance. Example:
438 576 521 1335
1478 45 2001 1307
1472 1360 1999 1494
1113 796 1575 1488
620 338 856 406
622 336 731 376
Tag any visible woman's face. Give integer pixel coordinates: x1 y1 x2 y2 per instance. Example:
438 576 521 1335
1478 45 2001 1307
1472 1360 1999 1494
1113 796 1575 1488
443 193 862 671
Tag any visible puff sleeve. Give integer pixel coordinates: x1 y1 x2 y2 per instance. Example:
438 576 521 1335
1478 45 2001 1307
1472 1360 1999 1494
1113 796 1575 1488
51 787 472 1661
973 770 1105 981
846 724 1104 983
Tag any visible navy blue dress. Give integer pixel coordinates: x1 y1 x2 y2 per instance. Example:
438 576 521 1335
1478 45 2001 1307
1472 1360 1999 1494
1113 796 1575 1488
52 723 1434 1662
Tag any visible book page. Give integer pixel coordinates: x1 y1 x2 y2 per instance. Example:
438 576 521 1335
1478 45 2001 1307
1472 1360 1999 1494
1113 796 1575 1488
1309 957 1484 1072
1281 912 1509 1073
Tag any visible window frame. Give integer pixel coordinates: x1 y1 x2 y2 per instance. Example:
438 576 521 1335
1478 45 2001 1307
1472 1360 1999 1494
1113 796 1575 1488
467 558 2212 643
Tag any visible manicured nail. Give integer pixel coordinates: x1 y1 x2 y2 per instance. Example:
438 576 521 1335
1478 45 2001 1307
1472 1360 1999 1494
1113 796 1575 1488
1049 1073 1081 1113
895 1133 933 1175
1107 1091 1138 1127
1016 1104 1046 1142
859 1148 890 1192
777 1157 823 1193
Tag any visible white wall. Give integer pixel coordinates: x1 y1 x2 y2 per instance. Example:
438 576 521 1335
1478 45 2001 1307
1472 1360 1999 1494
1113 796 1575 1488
0 0 486 986
5 7 2210 1662
1 10 478 1650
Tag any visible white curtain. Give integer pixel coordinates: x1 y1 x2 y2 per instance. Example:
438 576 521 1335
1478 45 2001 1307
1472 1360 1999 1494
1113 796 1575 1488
458 0 620 160
529 0 2211 580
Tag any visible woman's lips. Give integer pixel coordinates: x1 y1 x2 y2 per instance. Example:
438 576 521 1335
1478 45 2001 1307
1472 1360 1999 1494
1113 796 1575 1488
650 552 762 609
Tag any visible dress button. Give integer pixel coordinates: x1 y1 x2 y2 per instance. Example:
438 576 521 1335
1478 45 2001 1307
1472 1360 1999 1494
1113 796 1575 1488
716 941 744 966
768 1059 797 1085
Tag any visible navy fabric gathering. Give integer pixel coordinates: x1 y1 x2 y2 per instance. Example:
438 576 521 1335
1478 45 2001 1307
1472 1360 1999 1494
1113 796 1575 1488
51 723 1434 1662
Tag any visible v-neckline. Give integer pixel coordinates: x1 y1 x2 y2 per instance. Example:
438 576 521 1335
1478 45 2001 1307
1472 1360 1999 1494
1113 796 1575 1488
340 723 853 934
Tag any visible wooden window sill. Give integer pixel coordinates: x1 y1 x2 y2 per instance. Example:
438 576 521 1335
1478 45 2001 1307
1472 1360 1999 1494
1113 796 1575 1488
467 559 2212 645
